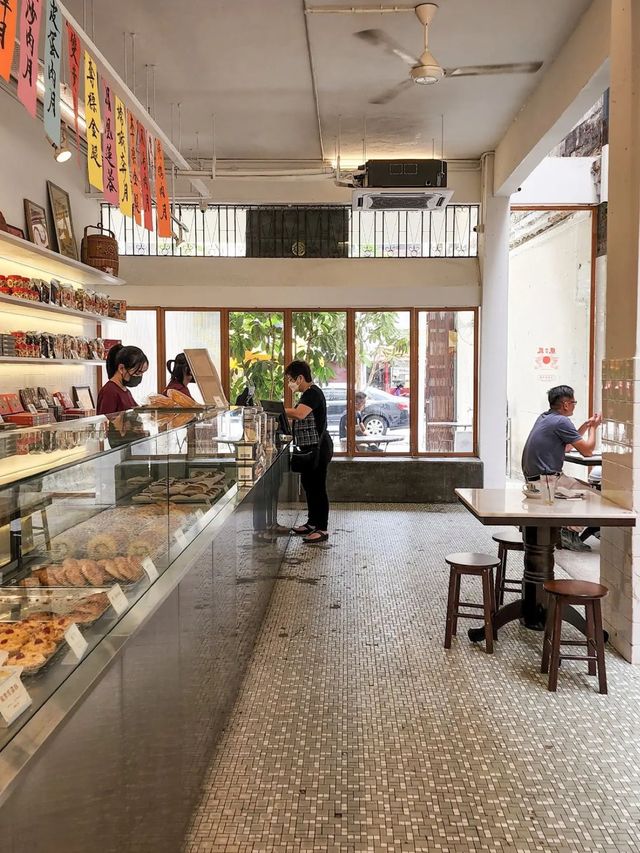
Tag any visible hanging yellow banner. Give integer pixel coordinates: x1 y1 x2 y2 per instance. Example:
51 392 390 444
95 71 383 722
84 50 103 191
114 96 133 217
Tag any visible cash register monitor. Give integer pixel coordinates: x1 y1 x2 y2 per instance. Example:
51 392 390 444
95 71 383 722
260 400 292 436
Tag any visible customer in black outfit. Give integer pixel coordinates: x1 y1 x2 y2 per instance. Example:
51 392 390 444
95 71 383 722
284 360 333 544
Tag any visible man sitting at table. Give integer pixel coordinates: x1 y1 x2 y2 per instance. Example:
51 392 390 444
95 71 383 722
339 391 371 450
521 384 602 551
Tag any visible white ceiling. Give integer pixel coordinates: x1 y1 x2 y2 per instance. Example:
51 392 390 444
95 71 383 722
64 0 594 164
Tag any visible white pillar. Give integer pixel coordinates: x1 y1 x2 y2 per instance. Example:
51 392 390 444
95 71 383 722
478 153 510 487
600 0 640 662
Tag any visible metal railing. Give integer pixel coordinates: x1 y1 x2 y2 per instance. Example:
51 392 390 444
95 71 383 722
101 203 479 259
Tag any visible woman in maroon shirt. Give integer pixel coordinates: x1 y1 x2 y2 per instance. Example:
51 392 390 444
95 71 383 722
164 352 194 399
96 344 149 415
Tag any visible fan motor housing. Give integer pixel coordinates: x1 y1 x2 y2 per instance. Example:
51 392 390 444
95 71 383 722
358 159 448 189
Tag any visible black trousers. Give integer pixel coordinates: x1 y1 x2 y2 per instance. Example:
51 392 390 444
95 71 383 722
300 435 333 531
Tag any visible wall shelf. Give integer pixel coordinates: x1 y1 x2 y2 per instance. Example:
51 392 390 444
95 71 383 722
0 292 126 325
0 357 105 367
0 230 125 288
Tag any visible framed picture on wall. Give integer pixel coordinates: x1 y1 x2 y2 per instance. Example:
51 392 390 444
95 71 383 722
46 181 78 260
5 225 25 239
24 199 51 248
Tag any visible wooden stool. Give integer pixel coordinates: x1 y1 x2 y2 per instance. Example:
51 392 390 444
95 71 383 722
492 529 524 607
541 580 608 694
444 553 500 654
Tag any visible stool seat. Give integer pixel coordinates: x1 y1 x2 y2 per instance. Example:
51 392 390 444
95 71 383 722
445 552 500 568
543 580 608 599
492 529 524 549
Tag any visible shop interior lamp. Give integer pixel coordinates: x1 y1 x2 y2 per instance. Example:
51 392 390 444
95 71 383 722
53 131 72 163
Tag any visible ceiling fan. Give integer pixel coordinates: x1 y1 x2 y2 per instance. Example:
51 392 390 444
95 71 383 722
355 3 543 105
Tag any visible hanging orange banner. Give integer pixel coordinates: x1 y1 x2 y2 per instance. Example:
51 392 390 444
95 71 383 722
154 139 171 239
0 0 18 81
127 111 142 226
84 51 103 191
114 96 132 217
137 122 153 232
17 0 43 117
66 23 81 151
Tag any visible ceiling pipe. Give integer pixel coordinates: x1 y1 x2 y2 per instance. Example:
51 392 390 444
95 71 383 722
302 0 326 162
305 4 414 13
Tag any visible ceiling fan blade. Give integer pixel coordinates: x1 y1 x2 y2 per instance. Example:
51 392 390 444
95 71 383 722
369 78 413 106
445 62 543 78
355 29 419 67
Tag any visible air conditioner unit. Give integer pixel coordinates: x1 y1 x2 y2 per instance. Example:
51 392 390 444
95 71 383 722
352 187 454 211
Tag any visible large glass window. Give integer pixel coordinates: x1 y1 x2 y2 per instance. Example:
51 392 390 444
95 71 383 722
292 312 347 445
355 312 411 454
164 311 221 402
228 312 284 404
418 311 476 453
103 309 159 403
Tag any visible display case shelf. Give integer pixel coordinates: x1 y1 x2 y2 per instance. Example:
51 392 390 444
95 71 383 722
0 230 125 288
0 356 105 366
0 291 126 324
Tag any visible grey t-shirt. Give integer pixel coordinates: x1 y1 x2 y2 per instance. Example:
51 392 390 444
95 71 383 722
521 410 582 478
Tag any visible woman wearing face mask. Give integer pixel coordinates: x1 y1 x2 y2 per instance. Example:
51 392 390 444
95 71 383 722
284 360 333 544
164 352 194 399
96 344 149 415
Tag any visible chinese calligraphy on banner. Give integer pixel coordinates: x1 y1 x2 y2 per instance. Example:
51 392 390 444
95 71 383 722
84 50 103 191
66 22 80 149
0 0 18 81
101 79 119 204
137 121 153 232
17 0 43 117
44 0 62 146
128 112 142 225
114 96 132 217
154 139 171 238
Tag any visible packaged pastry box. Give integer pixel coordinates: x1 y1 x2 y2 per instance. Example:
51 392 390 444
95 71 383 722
0 393 53 426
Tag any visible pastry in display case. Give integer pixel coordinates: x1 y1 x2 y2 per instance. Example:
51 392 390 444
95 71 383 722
0 407 246 744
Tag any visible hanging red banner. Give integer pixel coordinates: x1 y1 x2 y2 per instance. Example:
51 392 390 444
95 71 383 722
101 78 118 205
66 22 81 151
154 139 171 239
84 50 103 191
128 112 142 226
0 0 19 81
137 121 153 232
17 0 43 117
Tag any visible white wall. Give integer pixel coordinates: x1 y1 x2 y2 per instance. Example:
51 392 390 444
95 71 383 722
0 90 103 400
507 210 592 477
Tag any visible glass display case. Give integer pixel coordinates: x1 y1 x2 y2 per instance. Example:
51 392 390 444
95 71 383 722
0 406 279 748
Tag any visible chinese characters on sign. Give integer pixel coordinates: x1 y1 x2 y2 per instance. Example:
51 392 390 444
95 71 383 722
154 139 171 238
84 50 103 191
101 79 119 205
44 0 62 146
137 121 153 232
0 0 18 81
114 96 132 217
66 22 81 149
17 0 43 117
128 111 142 225
534 346 559 384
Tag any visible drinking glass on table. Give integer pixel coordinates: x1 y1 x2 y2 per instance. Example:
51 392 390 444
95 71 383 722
541 473 559 505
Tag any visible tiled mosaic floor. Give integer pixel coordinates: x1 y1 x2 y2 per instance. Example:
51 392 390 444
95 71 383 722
185 504 640 853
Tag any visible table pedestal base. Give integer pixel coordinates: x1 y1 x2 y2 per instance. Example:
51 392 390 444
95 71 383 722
468 525 604 643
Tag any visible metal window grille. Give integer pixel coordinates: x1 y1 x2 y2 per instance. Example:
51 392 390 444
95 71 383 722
101 204 479 259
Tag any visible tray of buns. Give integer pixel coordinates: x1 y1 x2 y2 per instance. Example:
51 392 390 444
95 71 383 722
131 471 227 504
18 556 145 588
0 591 110 675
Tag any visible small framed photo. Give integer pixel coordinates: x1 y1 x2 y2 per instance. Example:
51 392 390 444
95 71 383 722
5 224 25 239
46 181 78 260
73 385 95 410
24 199 51 249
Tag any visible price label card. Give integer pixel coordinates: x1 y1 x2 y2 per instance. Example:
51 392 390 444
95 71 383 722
107 584 129 615
0 671 32 726
142 557 159 582
174 530 188 550
64 623 88 660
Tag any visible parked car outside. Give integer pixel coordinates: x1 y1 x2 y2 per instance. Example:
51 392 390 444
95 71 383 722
322 384 409 435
